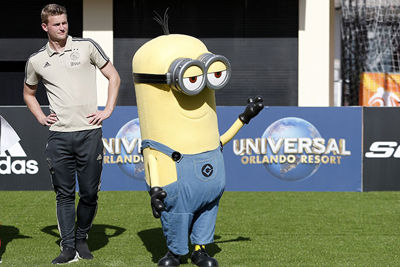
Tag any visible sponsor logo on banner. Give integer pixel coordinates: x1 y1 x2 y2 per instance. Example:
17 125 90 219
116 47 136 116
0 116 39 175
363 108 400 191
102 118 144 180
360 72 400 106
232 117 352 182
365 141 400 158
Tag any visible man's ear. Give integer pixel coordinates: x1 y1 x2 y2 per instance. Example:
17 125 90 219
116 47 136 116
41 23 48 32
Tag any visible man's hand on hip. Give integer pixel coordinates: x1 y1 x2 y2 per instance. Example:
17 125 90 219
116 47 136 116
39 113 58 126
87 109 112 125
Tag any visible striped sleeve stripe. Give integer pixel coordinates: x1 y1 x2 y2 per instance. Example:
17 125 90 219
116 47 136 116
24 46 46 83
72 37 109 61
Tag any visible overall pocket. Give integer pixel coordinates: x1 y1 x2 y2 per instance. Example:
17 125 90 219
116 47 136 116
194 154 218 182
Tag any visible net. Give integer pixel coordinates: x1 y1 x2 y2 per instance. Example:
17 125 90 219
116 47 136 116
341 0 400 106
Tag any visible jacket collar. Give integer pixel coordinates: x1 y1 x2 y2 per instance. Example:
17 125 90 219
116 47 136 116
46 35 73 56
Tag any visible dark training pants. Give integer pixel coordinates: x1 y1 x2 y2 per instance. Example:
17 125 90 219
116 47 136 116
45 128 103 249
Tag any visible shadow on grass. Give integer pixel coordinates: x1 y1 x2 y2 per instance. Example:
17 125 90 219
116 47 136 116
0 225 31 263
41 224 126 252
138 227 250 264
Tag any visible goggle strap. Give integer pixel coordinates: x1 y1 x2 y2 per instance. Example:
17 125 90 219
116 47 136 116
133 73 168 84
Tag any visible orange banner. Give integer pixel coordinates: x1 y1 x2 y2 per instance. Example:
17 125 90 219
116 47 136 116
360 72 400 106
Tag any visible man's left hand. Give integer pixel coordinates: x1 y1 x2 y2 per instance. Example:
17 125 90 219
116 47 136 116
87 109 112 125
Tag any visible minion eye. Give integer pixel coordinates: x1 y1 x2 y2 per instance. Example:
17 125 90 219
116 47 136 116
198 54 231 90
207 70 228 87
183 75 204 92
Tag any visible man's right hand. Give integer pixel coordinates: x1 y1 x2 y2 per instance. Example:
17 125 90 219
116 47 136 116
39 113 58 126
24 83 58 127
149 187 167 218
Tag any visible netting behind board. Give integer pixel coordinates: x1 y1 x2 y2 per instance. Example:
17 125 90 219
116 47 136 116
341 0 400 106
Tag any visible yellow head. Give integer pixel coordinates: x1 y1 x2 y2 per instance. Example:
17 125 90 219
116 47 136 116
132 34 231 154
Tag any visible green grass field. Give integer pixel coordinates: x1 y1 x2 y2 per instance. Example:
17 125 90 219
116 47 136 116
1 191 400 266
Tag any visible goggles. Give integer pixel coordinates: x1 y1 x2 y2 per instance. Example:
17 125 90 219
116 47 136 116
133 53 231 95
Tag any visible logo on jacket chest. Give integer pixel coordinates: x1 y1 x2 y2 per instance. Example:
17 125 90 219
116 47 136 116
70 51 81 67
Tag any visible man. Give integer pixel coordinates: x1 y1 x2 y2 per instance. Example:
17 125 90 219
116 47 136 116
23 4 120 264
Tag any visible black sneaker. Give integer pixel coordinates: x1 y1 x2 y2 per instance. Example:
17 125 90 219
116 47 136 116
76 239 93 260
51 247 78 264
191 247 218 267
158 251 180 266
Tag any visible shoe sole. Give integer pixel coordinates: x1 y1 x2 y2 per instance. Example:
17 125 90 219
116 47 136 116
53 253 79 265
77 252 93 260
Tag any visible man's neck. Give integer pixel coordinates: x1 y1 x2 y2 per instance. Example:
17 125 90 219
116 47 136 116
48 37 67 53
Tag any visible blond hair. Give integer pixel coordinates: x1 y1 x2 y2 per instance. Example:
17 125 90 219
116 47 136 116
41 4 67 24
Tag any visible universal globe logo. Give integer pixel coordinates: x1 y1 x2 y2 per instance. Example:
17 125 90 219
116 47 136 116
233 117 351 181
102 118 144 181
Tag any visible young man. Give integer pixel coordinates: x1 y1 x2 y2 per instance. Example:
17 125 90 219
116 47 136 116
23 4 120 264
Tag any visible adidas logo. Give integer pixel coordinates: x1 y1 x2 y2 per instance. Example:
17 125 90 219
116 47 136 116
0 115 39 174
0 115 26 157
97 154 103 161
43 62 51 68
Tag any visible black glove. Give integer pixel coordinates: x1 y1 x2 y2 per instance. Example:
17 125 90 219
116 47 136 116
239 96 264 124
149 186 167 218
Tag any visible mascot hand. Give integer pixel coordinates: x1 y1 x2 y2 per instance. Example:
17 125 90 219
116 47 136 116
149 186 167 218
239 96 264 124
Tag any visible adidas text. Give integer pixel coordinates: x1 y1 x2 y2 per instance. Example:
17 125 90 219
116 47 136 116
0 156 39 174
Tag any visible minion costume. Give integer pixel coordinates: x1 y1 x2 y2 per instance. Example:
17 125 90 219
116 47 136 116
141 139 225 254
132 21 263 266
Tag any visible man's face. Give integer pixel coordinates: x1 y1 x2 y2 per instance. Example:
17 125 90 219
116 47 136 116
41 14 68 42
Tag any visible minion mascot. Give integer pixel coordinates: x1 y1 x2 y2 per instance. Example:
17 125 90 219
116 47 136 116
132 13 263 267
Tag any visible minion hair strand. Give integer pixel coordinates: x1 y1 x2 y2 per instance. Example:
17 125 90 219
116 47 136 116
153 8 170 35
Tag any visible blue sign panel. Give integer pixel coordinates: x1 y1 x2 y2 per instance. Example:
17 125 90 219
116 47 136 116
101 106 362 191
220 106 362 191
101 106 147 191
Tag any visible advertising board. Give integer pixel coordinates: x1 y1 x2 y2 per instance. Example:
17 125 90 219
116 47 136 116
363 107 400 191
101 106 363 191
0 107 51 190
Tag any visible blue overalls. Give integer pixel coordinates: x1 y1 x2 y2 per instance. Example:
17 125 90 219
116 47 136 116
141 139 226 255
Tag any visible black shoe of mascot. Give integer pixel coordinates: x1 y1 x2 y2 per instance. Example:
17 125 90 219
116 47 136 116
191 246 218 267
158 251 181 267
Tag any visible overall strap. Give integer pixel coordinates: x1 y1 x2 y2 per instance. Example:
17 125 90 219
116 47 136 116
141 139 182 162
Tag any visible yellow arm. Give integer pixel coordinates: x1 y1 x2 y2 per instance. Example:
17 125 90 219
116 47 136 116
220 119 245 146
143 149 162 187
147 153 160 187
143 148 178 188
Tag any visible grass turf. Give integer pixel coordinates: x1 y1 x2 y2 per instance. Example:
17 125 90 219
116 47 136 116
1 191 400 266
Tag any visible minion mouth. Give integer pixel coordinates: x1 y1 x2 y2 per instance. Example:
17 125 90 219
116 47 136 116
173 89 211 120
179 108 208 120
